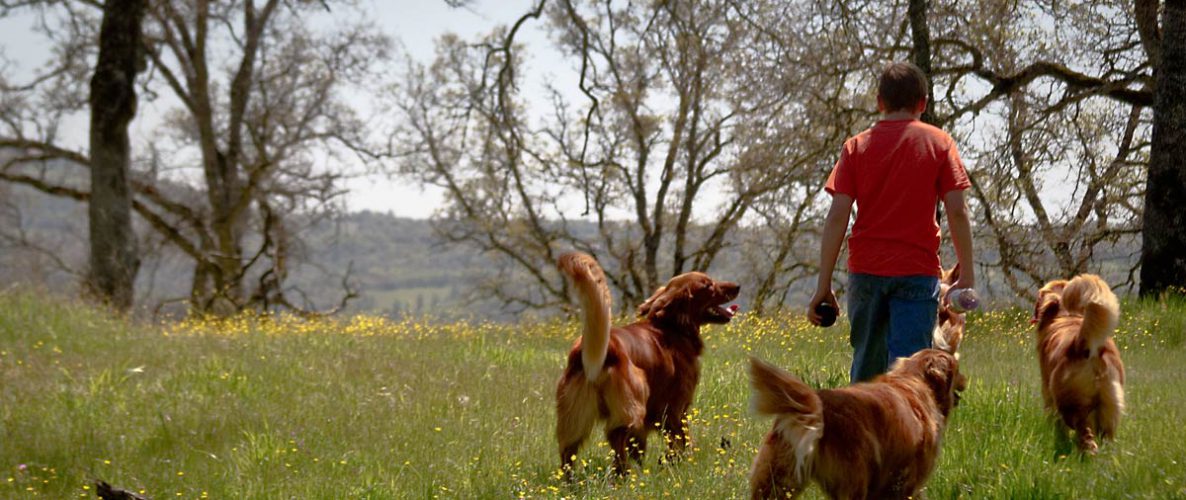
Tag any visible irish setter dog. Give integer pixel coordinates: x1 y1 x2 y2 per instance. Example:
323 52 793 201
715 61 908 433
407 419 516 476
1033 274 1125 454
748 349 966 499
554 252 740 476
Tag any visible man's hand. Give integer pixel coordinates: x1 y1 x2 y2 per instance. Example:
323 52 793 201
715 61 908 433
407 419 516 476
806 288 840 326
950 275 976 293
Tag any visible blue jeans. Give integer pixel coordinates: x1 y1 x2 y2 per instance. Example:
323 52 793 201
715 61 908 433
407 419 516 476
847 273 940 383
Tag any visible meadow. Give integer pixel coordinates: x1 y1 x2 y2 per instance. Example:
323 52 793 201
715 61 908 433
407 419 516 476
1 291 1184 499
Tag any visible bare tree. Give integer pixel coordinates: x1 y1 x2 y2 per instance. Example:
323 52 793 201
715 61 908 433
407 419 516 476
694 0 1158 304
1 0 388 314
731 0 1158 302
391 0 844 312
879 0 1153 299
397 0 1170 308
908 0 937 126
87 0 146 312
709 1 866 312
966 94 1146 297
0 184 87 288
1140 0 1186 297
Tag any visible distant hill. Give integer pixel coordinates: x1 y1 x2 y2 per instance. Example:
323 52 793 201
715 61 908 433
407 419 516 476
0 183 495 318
283 210 496 318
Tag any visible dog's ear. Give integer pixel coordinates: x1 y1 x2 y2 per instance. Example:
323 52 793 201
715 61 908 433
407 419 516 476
924 352 961 414
924 354 951 386
1034 291 1063 329
942 263 961 286
638 278 703 325
637 286 666 318
950 371 968 408
1032 280 1067 323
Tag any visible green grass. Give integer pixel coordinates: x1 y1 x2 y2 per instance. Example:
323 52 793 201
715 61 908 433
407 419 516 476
1 292 1184 499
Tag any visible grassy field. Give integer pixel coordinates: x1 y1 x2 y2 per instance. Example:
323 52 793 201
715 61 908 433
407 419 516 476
1 291 1184 499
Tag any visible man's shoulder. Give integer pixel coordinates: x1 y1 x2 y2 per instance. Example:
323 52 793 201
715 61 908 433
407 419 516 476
845 127 878 149
846 127 874 143
904 121 956 145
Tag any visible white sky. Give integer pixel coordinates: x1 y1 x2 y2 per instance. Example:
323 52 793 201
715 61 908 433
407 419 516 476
0 0 558 219
347 1 564 217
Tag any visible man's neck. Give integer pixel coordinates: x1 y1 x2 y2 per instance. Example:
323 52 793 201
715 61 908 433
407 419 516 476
881 110 921 121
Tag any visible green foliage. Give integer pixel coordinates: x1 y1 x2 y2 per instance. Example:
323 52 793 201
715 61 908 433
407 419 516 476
0 293 1183 498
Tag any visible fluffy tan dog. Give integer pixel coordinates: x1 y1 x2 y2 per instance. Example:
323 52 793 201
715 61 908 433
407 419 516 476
748 349 966 499
1033 274 1125 453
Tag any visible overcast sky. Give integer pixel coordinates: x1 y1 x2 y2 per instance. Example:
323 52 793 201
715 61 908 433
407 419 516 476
0 1 559 218
351 1 564 217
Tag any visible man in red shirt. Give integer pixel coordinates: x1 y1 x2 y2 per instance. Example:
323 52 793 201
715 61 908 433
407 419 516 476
807 62 976 383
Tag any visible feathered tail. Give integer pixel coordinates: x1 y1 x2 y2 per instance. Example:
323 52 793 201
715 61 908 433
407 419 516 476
749 357 824 483
557 252 613 381
1062 274 1121 354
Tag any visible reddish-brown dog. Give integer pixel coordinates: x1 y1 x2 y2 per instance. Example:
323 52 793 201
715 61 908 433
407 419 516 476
748 349 966 499
555 252 740 476
1033 274 1125 454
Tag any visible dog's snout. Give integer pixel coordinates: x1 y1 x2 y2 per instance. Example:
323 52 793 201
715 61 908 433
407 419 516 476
721 282 740 298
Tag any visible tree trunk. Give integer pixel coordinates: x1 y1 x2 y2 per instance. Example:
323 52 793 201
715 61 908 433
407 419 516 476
908 0 944 224
908 0 936 126
87 0 146 312
1140 0 1186 296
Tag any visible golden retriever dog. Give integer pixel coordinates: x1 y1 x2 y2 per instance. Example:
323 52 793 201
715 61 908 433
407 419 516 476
1032 274 1125 454
555 252 740 476
748 349 967 499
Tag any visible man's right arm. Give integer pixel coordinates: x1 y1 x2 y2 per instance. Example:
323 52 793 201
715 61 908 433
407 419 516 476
807 193 853 325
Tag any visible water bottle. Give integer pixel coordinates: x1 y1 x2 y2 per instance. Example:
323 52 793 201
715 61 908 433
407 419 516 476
946 288 980 313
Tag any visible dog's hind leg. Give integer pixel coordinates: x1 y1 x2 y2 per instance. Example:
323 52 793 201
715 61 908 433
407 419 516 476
1097 375 1125 441
749 432 807 499
556 379 599 476
558 433 590 479
1061 406 1098 454
661 410 692 462
1097 410 1120 442
607 425 648 475
1076 425 1099 455
603 362 649 475
630 429 648 464
1050 416 1075 458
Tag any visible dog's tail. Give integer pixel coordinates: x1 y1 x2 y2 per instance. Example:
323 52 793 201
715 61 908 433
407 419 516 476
1081 300 1120 355
749 356 824 483
558 252 613 382
1065 275 1120 355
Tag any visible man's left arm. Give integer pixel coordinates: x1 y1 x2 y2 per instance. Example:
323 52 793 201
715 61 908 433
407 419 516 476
942 189 975 290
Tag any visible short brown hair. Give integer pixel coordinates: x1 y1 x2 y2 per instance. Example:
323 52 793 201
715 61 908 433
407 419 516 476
878 62 928 112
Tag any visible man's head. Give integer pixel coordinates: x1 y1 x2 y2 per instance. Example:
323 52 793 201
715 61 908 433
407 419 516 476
877 62 928 114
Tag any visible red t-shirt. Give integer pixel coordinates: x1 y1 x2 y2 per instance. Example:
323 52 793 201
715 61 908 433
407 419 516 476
825 119 970 277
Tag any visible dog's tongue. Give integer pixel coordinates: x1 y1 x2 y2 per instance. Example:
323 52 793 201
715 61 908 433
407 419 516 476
725 304 740 317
